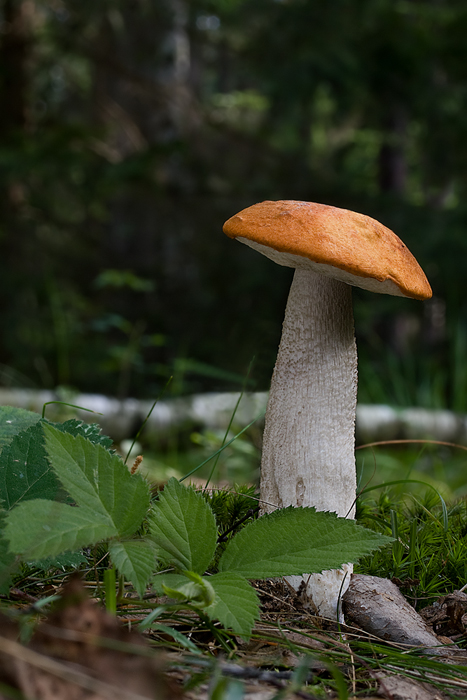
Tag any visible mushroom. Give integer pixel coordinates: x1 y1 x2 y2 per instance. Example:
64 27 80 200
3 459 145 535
223 200 432 620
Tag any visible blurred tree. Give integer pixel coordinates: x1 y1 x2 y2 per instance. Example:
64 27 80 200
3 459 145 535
0 0 30 132
0 0 466 407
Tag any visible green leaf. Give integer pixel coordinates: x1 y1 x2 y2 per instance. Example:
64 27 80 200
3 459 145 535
152 572 188 595
148 478 217 573
4 426 151 561
0 406 41 451
108 540 156 598
5 500 117 559
162 571 216 609
34 551 88 570
152 570 259 637
0 417 116 512
219 506 393 579
42 423 150 537
0 422 63 510
205 572 259 638
53 419 114 451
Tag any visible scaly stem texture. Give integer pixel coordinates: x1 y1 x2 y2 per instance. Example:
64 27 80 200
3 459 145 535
260 268 357 518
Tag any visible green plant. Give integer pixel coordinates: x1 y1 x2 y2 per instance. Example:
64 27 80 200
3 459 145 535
148 478 393 637
356 488 467 606
1 406 391 638
190 428 260 484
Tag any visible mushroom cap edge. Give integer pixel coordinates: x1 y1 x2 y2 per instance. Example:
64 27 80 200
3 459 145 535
223 200 432 301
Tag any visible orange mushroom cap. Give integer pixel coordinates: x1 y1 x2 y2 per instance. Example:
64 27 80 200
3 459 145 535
223 200 432 301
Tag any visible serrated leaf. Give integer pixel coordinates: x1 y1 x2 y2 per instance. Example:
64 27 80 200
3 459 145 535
108 540 156 598
151 570 259 638
0 406 41 451
205 572 259 638
4 499 117 559
0 422 63 509
0 416 115 511
42 424 150 537
53 419 114 451
35 551 88 570
148 478 217 573
4 426 150 563
219 506 393 579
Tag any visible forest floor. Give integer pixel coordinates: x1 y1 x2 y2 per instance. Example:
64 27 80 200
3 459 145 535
2 574 467 700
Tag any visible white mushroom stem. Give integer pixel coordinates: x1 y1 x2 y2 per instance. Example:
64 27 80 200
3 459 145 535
260 267 358 620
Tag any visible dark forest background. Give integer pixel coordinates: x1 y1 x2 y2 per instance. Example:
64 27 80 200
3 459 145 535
1 0 466 409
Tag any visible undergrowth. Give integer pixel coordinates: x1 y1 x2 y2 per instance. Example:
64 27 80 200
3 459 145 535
356 489 467 609
2 403 467 697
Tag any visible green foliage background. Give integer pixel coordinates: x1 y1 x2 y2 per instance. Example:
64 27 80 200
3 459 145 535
0 0 465 404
